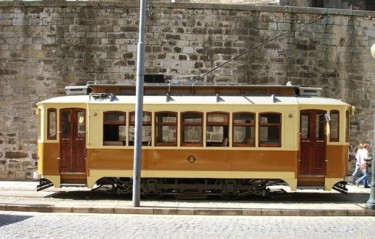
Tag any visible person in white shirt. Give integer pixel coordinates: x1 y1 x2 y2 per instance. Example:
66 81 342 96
355 144 370 188
352 144 363 184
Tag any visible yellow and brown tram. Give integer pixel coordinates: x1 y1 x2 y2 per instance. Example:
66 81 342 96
35 82 352 198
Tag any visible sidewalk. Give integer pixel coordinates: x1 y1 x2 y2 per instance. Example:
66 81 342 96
0 181 374 216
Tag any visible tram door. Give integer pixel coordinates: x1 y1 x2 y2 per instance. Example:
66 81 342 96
299 110 327 175
59 108 86 183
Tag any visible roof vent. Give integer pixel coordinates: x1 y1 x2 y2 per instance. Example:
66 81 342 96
89 93 117 102
89 93 109 101
65 85 88 95
299 87 322 97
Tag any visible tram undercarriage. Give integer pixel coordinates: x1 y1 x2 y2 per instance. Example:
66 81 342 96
93 177 285 199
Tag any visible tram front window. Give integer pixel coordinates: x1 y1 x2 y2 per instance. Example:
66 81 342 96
47 108 57 140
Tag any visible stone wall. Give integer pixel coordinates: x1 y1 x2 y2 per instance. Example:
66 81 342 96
1 1 375 180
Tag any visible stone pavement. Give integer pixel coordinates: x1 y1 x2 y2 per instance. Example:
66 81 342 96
0 180 375 216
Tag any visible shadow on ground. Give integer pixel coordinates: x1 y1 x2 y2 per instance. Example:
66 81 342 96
0 215 32 228
47 190 370 205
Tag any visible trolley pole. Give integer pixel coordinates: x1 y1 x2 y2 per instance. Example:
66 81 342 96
132 0 147 207
366 43 375 210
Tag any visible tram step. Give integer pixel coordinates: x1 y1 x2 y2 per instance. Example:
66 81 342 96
60 183 87 188
297 186 325 190
36 179 53 191
332 181 348 194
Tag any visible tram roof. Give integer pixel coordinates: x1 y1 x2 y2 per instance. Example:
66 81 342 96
37 94 349 106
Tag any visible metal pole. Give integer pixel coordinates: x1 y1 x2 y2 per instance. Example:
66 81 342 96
132 0 146 207
366 43 375 210
366 110 375 209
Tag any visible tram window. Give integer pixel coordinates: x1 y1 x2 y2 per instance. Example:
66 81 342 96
300 114 309 139
76 111 85 138
181 112 203 146
155 112 177 146
129 112 152 146
259 113 281 147
315 113 326 140
206 112 229 147
47 108 57 140
61 111 71 138
103 111 126 146
233 112 255 147
330 110 339 142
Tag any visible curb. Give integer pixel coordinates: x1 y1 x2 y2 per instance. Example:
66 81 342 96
1 203 375 216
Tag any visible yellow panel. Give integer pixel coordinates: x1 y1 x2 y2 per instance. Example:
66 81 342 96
38 142 59 175
87 148 298 172
88 149 135 170
37 142 44 174
143 170 295 179
42 175 61 188
282 111 298 149
230 150 298 171
325 178 344 190
87 109 104 147
326 145 348 178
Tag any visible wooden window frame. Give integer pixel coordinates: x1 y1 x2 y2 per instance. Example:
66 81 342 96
129 111 152 146
104 111 126 125
206 112 229 147
155 111 178 146
232 112 255 147
300 113 310 140
47 108 57 140
329 110 340 142
103 111 126 146
181 112 203 147
259 112 281 147
75 110 86 139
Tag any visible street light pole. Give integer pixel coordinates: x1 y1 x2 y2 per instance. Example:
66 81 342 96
366 43 375 210
132 0 146 207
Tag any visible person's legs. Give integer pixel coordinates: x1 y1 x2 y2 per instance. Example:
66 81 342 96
363 169 370 188
352 164 359 183
356 168 368 187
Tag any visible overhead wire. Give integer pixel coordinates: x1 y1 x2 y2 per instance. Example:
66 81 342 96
196 15 325 80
